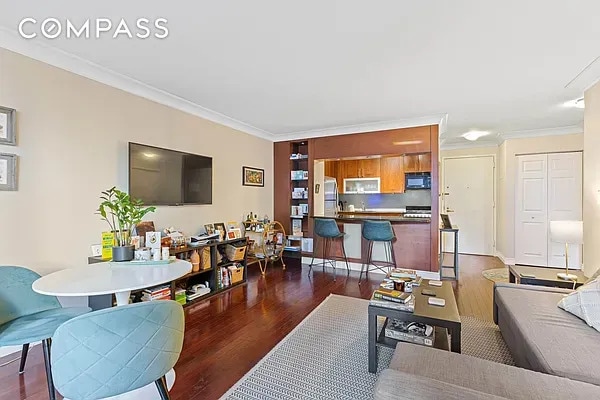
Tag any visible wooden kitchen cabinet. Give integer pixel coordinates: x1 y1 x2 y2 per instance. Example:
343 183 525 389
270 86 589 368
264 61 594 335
358 159 380 178
324 160 337 179
404 153 432 173
380 156 405 193
340 160 359 179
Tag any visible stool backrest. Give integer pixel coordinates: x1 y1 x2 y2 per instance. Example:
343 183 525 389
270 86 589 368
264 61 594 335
314 218 341 238
51 300 184 400
0 266 61 326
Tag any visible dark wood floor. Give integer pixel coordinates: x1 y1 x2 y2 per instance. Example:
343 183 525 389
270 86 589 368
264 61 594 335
0 254 502 400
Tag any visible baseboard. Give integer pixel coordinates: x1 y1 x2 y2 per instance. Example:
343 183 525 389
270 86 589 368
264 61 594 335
495 251 515 266
300 257 440 280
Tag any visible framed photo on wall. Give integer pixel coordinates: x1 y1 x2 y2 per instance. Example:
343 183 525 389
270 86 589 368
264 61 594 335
242 166 264 187
0 106 16 146
0 153 17 191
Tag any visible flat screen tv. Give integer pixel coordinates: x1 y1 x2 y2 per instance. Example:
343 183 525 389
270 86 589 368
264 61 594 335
129 142 212 205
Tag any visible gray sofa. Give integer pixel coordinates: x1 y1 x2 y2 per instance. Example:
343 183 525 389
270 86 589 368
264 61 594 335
374 283 600 399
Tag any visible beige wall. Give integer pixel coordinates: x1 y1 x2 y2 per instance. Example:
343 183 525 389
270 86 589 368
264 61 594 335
498 134 583 261
584 81 600 277
0 49 273 274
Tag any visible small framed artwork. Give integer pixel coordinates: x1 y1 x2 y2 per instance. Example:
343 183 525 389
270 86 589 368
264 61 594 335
204 224 215 235
214 222 226 240
226 230 237 240
0 106 16 146
242 166 264 187
0 153 17 191
229 228 242 239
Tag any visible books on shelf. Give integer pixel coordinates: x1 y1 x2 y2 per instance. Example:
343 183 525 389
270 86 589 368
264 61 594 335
369 294 415 312
373 288 413 303
292 219 303 236
142 285 171 302
384 319 434 347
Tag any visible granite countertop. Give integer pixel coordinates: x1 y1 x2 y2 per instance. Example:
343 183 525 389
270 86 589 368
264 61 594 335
311 214 431 223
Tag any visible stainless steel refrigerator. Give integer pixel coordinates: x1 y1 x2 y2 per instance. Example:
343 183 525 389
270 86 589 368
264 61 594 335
324 177 339 216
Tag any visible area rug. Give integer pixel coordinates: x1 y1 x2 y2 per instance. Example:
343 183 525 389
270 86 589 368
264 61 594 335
221 294 514 400
482 268 509 283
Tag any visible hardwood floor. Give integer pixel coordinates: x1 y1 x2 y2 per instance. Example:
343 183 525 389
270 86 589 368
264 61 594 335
0 255 501 400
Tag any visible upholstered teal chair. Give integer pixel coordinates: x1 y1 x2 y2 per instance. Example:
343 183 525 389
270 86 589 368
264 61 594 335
0 266 91 400
360 220 397 282
51 300 185 400
309 218 350 279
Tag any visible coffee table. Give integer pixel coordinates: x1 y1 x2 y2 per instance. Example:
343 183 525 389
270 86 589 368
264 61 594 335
368 279 461 373
508 264 585 289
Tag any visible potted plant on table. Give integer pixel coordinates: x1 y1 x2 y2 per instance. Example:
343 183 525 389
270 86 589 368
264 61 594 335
97 187 156 261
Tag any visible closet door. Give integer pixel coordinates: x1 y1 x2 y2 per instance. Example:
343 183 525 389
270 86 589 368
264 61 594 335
515 154 548 266
547 152 583 269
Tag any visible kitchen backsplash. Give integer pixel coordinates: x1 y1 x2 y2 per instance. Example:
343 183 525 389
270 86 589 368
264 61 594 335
339 191 431 209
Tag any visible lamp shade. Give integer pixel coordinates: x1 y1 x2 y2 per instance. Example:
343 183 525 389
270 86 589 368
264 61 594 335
549 220 583 244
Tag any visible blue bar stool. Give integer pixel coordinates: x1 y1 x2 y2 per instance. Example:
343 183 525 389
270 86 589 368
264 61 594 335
309 218 350 278
360 220 397 282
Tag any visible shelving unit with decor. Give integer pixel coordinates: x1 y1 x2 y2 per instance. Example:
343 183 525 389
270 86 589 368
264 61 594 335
288 141 310 259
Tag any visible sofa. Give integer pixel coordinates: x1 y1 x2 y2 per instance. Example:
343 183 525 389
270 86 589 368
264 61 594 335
374 283 600 399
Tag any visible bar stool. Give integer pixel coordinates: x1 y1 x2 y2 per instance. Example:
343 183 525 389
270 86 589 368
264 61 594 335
309 218 350 278
360 220 396 282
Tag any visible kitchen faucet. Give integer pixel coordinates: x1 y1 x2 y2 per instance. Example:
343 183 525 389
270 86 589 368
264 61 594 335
361 201 365 211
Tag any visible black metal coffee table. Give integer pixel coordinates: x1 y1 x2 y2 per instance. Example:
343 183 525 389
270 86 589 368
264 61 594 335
368 279 461 373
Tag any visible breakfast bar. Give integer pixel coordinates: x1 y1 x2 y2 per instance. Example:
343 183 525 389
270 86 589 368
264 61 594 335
312 210 433 271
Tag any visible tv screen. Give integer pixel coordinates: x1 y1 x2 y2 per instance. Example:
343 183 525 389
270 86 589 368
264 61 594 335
129 142 212 205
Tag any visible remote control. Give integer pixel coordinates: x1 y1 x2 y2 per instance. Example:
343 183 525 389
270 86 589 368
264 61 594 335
520 273 536 278
429 280 443 287
421 289 436 296
428 297 446 307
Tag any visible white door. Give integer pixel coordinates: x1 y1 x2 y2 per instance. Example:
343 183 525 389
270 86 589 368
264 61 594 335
547 152 582 269
442 156 495 255
515 155 548 266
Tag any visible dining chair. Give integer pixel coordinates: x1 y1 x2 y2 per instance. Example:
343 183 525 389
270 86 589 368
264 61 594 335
0 266 91 400
359 220 397 283
51 300 185 400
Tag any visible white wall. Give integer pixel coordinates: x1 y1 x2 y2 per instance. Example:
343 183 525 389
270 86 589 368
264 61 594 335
584 81 600 277
0 49 273 275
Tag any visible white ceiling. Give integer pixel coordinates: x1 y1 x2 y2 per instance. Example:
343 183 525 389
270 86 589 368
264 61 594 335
0 0 598 145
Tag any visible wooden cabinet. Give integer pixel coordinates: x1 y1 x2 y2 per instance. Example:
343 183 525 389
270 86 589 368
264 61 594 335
324 160 337 179
358 159 380 178
404 153 432 173
341 160 359 178
380 156 405 193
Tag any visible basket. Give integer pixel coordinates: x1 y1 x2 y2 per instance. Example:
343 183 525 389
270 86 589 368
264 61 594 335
201 247 211 269
228 266 244 284
225 244 246 261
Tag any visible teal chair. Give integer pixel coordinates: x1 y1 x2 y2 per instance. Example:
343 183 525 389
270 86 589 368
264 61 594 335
51 300 185 400
0 266 91 400
360 220 397 283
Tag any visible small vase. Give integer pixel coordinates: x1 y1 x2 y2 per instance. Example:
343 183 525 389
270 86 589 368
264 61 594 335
190 250 200 272
113 245 134 262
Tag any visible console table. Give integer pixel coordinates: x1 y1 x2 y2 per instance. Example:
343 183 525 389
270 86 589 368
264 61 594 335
508 264 586 289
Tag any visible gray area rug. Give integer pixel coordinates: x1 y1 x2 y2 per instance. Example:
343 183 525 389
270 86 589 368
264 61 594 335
221 294 514 400
482 268 509 283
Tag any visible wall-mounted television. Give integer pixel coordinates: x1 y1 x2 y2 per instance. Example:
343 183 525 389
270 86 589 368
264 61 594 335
129 142 212 205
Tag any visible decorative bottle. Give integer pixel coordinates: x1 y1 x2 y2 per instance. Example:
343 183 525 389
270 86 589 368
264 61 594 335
190 250 200 272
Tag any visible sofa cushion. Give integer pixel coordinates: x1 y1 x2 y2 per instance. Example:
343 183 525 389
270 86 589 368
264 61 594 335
375 369 505 400
390 343 600 400
558 278 600 332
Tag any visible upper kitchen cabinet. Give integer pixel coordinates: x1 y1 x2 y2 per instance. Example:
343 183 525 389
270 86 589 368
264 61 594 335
380 156 405 193
358 159 380 178
403 153 432 173
340 159 359 178
324 160 337 178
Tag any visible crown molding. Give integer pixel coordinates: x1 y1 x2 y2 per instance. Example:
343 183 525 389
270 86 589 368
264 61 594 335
440 140 501 151
0 27 276 141
272 114 447 142
499 124 583 140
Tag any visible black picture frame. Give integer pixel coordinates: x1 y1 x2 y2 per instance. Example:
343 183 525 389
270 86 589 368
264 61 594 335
242 166 264 187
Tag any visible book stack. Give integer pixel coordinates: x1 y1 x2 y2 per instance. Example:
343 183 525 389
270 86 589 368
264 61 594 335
141 285 171 302
370 289 415 312
384 319 435 347
380 269 423 293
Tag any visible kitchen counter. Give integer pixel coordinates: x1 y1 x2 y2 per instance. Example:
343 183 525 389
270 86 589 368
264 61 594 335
313 214 431 223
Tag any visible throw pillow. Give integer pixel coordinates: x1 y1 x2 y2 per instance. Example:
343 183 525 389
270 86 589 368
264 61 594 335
558 278 600 333
585 268 600 284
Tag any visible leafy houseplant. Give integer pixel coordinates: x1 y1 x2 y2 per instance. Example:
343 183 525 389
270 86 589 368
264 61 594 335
97 187 156 261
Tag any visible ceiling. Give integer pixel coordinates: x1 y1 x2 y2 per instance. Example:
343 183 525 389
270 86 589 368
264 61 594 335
0 0 598 146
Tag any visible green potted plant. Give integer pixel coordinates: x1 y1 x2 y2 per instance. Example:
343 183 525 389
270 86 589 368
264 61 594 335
97 187 156 261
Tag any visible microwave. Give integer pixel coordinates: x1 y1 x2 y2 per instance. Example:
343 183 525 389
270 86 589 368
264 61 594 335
405 173 431 190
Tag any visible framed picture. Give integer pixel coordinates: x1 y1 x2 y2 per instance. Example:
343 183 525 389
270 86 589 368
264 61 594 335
204 223 215 235
0 106 16 146
229 228 242 239
214 222 226 240
0 153 17 191
242 166 264 187
227 230 237 240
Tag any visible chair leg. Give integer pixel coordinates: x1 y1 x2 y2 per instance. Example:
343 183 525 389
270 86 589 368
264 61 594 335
322 238 328 272
308 236 319 273
42 339 56 400
18 343 29 374
390 240 397 269
359 241 373 284
341 238 350 274
155 375 170 400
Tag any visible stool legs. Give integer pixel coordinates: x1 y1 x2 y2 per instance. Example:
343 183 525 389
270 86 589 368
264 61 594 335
42 338 56 400
359 240 395 283
155 375 170 400
18 343 29 374
309 236 350 278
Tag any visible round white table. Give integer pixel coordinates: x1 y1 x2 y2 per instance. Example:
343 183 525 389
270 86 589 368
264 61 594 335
32 260 192 400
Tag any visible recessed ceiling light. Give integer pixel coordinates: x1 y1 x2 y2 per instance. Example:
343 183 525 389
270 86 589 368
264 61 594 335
564 97 585 109
462 130 491 141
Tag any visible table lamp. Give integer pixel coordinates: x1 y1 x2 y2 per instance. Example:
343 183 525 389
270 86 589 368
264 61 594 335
549 220 583 280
